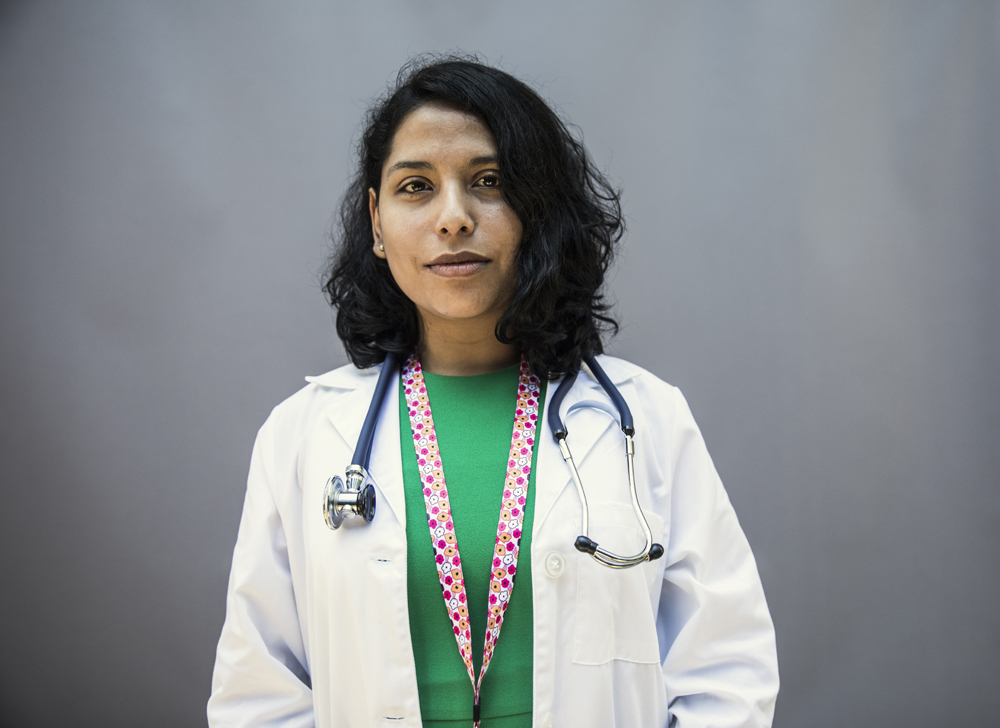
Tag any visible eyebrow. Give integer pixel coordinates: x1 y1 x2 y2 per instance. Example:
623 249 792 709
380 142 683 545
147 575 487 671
468 155 498 168
385 155 499 176
386 160 434 176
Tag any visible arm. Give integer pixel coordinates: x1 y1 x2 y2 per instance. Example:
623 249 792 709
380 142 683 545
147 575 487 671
208 418 314 728
657 386 779 728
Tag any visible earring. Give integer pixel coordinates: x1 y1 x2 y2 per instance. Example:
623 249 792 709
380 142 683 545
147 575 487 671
379 244 385 252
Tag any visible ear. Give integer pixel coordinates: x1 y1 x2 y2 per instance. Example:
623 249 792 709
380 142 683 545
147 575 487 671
369 188 385 258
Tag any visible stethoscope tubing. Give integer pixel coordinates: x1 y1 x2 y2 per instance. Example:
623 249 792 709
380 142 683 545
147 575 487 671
354 350 401 470
548 355 634 436
549 356 662 568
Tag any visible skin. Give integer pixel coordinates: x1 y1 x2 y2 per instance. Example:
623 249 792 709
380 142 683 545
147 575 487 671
369 102 523 376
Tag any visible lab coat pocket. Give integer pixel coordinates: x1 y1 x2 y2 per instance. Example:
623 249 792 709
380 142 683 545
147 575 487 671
572 503 664 665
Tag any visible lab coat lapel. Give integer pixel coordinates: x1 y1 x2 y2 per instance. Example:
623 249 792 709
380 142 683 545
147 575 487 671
311 362 406 528
367 376 404 528
533 358 638 532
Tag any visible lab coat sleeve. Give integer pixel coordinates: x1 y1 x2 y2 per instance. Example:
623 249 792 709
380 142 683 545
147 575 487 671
208 417 314 728
655 385 779 728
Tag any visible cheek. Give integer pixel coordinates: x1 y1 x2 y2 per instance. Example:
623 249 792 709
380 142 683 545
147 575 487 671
384 256 421 300
380 216 427 288
381 208 425 247
501 219 524 279
484 206 523 263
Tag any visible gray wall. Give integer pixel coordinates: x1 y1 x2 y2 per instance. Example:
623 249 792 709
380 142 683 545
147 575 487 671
1 1 997 725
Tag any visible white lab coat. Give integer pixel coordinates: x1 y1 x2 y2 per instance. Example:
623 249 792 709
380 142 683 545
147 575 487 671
208 355 779 728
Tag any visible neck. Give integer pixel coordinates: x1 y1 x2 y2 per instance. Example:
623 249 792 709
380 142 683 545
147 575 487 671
418 316 519 376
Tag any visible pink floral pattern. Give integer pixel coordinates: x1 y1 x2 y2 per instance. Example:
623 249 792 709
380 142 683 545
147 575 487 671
401 351 541 723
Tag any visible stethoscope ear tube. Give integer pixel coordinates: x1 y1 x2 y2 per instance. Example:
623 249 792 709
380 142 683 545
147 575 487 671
553 356 663 568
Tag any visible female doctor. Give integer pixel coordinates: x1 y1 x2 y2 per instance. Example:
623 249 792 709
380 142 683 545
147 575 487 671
208 57 779 728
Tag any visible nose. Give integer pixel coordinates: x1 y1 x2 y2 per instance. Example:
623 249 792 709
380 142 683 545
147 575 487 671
436 182 475 237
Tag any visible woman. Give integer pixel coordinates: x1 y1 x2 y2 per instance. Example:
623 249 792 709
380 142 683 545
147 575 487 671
209 57 778 728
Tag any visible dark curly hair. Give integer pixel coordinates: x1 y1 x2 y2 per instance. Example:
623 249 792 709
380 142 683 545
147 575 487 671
323 55 624 378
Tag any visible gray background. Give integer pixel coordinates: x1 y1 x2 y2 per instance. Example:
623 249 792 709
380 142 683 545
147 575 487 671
1 1 997 725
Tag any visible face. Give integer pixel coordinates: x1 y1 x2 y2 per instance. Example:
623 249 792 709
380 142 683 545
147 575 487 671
370 103 523 335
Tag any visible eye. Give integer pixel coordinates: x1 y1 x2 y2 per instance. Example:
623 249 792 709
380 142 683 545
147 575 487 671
400 179 430 195
475 173 501 189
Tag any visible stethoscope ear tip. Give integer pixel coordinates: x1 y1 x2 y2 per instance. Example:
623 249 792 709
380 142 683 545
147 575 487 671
576 536 664 564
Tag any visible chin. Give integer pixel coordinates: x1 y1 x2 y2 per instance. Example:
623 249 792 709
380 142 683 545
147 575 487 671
421 300 504 325
430 308 497 323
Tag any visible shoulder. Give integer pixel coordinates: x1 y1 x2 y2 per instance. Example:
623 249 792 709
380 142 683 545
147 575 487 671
590 354 683 404
589 354 698 435
256 361 378 446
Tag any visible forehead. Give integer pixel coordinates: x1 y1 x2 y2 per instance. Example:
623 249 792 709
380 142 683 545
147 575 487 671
385 103 496 166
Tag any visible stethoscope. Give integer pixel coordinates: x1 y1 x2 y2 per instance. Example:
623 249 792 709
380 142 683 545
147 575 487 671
323 352 664 569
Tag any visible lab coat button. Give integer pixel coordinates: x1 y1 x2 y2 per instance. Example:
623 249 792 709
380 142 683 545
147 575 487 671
544 551 566 578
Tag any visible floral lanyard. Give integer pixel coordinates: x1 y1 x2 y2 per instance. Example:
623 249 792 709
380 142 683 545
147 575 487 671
401 351 541 727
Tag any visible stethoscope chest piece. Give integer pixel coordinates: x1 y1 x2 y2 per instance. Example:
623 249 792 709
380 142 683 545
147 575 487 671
323 464 376 529
322 350 400 530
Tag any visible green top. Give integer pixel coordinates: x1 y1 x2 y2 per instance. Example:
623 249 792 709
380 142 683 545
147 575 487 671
400 364 545 727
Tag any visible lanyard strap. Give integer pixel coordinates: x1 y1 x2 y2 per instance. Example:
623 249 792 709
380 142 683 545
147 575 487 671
401 352 541 726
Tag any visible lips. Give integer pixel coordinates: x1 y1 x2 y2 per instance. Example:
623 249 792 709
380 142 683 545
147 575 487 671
426 251 490 277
